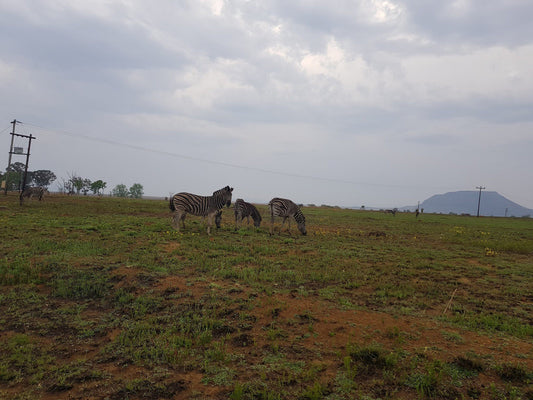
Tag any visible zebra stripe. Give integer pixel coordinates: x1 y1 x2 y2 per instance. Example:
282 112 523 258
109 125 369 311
269 197 307 236
169 186 233 235
234 198 262 228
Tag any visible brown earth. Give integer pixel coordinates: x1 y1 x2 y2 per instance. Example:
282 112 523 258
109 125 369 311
2 262 530 400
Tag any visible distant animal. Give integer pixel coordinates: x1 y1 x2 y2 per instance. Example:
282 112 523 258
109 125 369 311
20 186 45 203
384 208 397 216
234 198 262 229
169 186 233 235
269 197 306 236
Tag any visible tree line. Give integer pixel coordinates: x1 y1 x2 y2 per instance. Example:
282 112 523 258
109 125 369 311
1 163 143 198
1 162 57 191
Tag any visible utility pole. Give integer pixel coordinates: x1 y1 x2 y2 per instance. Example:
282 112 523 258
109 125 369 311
476 186 485 217
6 120 18 169
3 119 36 200
4 120 20 194
19 133 35 204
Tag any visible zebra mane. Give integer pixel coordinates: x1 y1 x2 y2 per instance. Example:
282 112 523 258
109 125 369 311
212 186 233 196
294 208 305 224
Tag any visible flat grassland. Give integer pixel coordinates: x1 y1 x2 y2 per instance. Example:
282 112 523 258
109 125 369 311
1 193 532 399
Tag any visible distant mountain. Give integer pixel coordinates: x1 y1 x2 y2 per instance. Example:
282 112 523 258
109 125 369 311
402 191 532 217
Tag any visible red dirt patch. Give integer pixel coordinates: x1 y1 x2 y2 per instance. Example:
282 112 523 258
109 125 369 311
2 266 532 400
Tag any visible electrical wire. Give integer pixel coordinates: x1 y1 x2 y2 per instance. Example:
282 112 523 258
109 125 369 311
21 121 450 191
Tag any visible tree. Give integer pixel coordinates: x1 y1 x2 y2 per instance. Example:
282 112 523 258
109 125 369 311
31 170 57 188
7 162 25 173
71 176 85 195
81 179 92 195
3 165 57 192
129 183 144 199
112 184 129 197
60 173 91 195
90 180 106 195
58 177 74 194
3 162 26 191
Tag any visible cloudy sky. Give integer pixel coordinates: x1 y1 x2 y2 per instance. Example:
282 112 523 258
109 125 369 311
1 0 532 208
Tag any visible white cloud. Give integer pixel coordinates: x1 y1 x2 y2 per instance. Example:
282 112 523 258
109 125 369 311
447 0 472 18
1 1 533 208
200 0 225 16
301 39 346 76
361 0 404 23
400 45 533 103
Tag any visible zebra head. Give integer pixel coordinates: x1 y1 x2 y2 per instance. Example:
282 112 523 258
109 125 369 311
295 211 307 235
252 209 262 227
297 220 307 235
213 186 233 208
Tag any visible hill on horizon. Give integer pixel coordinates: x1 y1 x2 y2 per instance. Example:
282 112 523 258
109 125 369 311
403 191 532 217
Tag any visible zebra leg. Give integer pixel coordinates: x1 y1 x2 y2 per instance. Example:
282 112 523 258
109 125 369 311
172 211 186 231
215 211 222 229
281 216 289 233
206 213 214 235
235 212 241 230
171 211 180 231
270 215 275 236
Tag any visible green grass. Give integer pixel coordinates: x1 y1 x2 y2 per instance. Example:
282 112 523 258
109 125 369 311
1 193 532 399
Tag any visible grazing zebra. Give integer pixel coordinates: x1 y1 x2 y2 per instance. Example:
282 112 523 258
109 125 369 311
20 186 45 203
234 198 262 229
269 197 307 236
169 186 233 235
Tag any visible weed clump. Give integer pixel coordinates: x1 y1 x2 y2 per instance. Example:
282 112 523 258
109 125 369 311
451 356 484 373
347 344 391 376
496 363 531 383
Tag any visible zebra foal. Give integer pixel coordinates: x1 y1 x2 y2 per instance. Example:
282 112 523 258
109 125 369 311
234 198 262 229
269 198 307 236
169 186 233 235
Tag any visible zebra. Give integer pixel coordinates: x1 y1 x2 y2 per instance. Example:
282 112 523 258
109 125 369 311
384 208 397 216
269 197 307 236
234 198 262 229
20 186 45 203
169 186 233 235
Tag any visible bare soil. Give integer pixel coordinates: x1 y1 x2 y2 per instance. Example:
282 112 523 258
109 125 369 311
3 263 531 400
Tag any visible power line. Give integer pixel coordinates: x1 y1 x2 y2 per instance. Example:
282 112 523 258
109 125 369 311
23 121 454 192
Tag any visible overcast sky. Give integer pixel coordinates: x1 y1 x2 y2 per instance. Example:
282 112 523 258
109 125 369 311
1 0 532 208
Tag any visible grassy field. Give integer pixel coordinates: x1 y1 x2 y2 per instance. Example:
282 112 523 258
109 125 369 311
0 193 532 399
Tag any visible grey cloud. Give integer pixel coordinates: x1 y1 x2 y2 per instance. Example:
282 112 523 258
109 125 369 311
1 14 183 72
1 1 532 208
401 1 533 47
